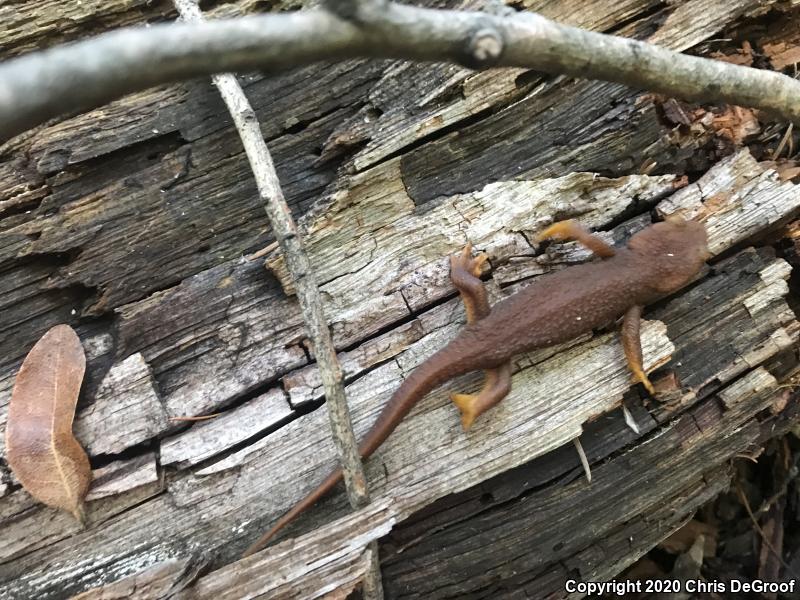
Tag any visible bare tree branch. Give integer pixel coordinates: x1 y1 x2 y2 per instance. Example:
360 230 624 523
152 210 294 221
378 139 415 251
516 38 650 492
1 2 799 143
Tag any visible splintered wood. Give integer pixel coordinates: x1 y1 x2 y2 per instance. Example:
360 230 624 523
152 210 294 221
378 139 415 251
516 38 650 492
74 353 168 456
161 388 292 468
2 0 800 596
2 145 799 598
264 169 681 323
657 149 800 255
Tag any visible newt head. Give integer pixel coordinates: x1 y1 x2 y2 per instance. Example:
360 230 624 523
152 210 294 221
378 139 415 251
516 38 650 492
628 218 709 294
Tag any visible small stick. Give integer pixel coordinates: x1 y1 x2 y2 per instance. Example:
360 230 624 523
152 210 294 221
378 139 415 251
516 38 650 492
573 437 592 483
170 413 221 422
172 1 381 596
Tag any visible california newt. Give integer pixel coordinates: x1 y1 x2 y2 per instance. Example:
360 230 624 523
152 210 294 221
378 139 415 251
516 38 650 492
243 217 709 556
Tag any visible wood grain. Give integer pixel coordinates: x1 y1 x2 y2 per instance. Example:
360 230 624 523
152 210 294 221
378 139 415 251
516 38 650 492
1 0 800 597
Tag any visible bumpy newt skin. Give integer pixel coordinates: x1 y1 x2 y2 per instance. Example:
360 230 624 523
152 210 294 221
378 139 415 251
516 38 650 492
243 218 709 556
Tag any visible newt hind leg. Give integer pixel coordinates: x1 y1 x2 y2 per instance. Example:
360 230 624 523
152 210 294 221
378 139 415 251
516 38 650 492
449 244 512 429
450 243 490 322
451 363 513 430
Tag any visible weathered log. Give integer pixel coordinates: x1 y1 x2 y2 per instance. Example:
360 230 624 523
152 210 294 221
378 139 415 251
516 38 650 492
61 369 800 599
2 152 798 597
1 0 800 598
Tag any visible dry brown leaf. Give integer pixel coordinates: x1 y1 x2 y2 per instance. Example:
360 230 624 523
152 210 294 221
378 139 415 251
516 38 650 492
775 162 800 183
651 95 760 151
763 41 800 71
770 388 791 415
785 220 800 241
783 220 800 257
624 557 667 582
777 165 800 181
661 98 695 126
5 324 92 522
710 106 761 145
659 519 718 557
711 41 754 67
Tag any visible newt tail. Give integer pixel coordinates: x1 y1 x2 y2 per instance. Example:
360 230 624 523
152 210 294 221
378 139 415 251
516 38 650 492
242 346 472 556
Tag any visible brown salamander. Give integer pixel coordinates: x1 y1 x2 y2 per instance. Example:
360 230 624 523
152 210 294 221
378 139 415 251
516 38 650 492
243 217 709 556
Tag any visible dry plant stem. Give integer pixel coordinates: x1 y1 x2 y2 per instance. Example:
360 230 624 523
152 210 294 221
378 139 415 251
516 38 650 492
2 2 800 142
172 0 377 573
734 474 798 579
170 414 221 421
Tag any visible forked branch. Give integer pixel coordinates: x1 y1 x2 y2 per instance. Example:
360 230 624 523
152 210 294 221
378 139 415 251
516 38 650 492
1 1 799 142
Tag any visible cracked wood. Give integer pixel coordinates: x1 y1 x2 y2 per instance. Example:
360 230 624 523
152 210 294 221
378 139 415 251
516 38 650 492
1 0 800 597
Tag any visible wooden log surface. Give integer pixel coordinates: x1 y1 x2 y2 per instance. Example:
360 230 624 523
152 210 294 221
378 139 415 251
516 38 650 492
2 0 800 598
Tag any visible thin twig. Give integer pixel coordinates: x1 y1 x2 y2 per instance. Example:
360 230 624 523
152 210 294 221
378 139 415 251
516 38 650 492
2 1 800 142
774 123 794 160
753 448 800 519
734 475 799 579
171 1 381 595
170 413 221 422
245 241 279 261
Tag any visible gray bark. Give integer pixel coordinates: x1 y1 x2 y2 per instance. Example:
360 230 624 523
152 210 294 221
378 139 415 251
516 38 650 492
1 1 800 598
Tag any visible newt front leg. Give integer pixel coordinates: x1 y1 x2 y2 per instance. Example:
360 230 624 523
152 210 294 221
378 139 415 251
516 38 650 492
537 220 619 482
449 244 512 430
622 304 655 394
536 219 616 258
